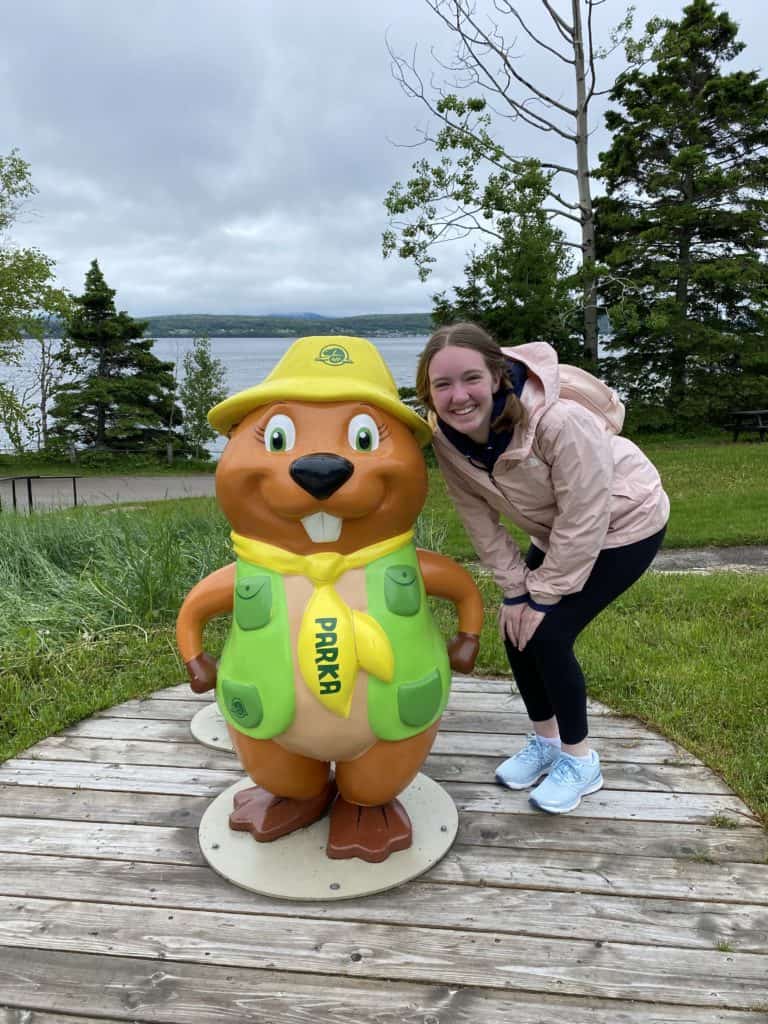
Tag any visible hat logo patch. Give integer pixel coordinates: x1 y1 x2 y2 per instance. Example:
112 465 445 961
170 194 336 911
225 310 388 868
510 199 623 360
316 344 353 367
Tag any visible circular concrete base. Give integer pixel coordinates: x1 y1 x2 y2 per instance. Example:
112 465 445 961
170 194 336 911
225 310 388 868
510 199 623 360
190 702 234 752
199 774 458 901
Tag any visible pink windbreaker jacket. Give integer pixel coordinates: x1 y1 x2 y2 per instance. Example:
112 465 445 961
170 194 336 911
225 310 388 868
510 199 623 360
432 342 670 607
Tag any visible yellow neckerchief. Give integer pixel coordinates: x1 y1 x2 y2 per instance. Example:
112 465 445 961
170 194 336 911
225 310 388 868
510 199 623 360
231 530 413 719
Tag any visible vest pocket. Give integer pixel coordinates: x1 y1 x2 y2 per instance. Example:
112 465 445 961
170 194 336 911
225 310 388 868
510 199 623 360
397 669 442 727
384 564 421 616
235 575 272 630
220 677 264 729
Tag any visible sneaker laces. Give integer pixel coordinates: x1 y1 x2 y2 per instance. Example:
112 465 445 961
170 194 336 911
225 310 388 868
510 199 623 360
519 734 549 765
548 755 585 784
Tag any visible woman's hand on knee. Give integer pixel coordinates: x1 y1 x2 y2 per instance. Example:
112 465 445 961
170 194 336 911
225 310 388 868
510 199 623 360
499 602 526 647
517 606 546 652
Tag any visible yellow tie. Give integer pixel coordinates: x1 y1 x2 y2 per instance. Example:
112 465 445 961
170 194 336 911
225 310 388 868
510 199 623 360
230 531 413 718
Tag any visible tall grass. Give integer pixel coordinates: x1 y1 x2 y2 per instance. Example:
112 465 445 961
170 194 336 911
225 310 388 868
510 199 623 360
0 501 231 758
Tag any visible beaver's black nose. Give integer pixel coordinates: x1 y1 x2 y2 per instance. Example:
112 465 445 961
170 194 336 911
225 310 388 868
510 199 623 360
289 453 354 500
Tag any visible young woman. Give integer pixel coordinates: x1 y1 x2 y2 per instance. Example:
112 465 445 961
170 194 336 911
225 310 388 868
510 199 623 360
416 322 669 813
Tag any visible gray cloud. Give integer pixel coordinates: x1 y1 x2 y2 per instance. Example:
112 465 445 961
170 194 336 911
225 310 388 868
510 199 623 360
2 0 765 317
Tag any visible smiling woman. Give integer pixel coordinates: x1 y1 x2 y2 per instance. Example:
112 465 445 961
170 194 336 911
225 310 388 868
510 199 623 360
417 321 670 815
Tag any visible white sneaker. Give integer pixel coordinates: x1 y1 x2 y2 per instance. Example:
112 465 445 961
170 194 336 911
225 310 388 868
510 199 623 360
495 734 560 790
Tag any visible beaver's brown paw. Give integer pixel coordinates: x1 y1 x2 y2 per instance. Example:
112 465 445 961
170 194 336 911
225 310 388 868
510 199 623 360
186 652 219 693
326 796 412 863
229 780 336 842
447 632 480 674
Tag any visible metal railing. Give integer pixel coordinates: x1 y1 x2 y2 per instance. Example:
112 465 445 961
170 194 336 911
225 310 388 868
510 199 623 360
0 475 80 512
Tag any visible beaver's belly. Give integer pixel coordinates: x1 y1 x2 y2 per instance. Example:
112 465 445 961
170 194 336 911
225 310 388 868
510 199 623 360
274 569 377 763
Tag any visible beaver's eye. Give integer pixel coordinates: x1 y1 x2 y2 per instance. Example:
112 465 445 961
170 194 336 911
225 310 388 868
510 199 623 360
264 414 296 452
347 414 380 453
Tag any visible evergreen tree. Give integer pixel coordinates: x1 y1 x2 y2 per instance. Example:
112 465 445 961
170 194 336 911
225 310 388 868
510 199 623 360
50 260 181 452
432 162 582 361
179 336 228 459
596 0 768 428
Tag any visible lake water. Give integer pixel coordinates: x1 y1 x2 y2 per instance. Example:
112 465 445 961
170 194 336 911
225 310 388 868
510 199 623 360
151 335 429 395
1 335 429 453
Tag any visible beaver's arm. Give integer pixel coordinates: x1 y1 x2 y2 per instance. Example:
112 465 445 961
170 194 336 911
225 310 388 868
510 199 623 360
417 549 483 674
176 563 235 692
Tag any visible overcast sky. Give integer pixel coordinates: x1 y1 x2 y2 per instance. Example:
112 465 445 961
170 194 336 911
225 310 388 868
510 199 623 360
2 0 765 318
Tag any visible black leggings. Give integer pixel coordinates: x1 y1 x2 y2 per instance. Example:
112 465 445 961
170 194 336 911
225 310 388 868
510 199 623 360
504 526 666 745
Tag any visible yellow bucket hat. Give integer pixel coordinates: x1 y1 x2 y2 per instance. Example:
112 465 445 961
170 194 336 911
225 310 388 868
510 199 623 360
208 335 431 446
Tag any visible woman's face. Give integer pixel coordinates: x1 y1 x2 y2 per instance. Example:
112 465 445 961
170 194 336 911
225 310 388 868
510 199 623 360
428 345 501 443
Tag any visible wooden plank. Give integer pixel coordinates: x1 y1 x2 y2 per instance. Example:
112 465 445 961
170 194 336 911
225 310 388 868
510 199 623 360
448 691 615 714
0 759 240 797
21 738 729 794
24 736 238 771
150 684 212 701
1 895 765 1007
0 1014 129 1024
0 784 208 829
2 947 761 1024
0 817 205 865
443 781 758 824
455 810 768 862
2 783 764 863
427 753 732 793
432 730 697 762
2 853 767 953
1 818 766 904
93 699 204 721
440 708 648 736
63 717 194 742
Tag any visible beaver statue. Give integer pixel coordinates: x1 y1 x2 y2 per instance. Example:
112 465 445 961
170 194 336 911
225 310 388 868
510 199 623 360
176 335 483 863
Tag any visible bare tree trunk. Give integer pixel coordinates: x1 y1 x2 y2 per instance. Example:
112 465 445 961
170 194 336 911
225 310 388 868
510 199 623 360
670 232 692 408
573 0 598 364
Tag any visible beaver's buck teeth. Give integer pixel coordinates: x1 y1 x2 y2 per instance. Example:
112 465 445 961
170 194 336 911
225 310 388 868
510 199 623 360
301 512 342 543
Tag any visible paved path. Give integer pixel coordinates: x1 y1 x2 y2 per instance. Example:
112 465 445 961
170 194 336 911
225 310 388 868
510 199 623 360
0 678 765 1022
0 473 216 511
652 545 768 573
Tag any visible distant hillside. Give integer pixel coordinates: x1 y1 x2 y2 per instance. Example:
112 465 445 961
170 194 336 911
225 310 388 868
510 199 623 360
143 313 434 338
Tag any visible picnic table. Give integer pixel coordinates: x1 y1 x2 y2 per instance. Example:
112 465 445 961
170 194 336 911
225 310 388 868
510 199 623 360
725 409 768 442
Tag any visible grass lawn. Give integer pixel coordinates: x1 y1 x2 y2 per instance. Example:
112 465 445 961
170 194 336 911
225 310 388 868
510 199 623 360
0 486 766 826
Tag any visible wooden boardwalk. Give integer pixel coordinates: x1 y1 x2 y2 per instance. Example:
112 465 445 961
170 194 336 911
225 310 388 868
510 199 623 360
1 678 766 1023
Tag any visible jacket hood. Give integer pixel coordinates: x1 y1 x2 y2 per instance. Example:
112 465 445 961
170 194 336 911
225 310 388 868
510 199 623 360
496 342 561 461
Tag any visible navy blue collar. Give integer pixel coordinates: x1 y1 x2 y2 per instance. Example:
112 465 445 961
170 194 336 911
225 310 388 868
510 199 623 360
437 359 526 473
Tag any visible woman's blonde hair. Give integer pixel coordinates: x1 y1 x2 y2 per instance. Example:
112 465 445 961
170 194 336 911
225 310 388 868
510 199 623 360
415 322 525 433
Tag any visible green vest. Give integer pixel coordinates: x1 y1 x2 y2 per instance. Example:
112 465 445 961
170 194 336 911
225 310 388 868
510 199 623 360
217 540 451 743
